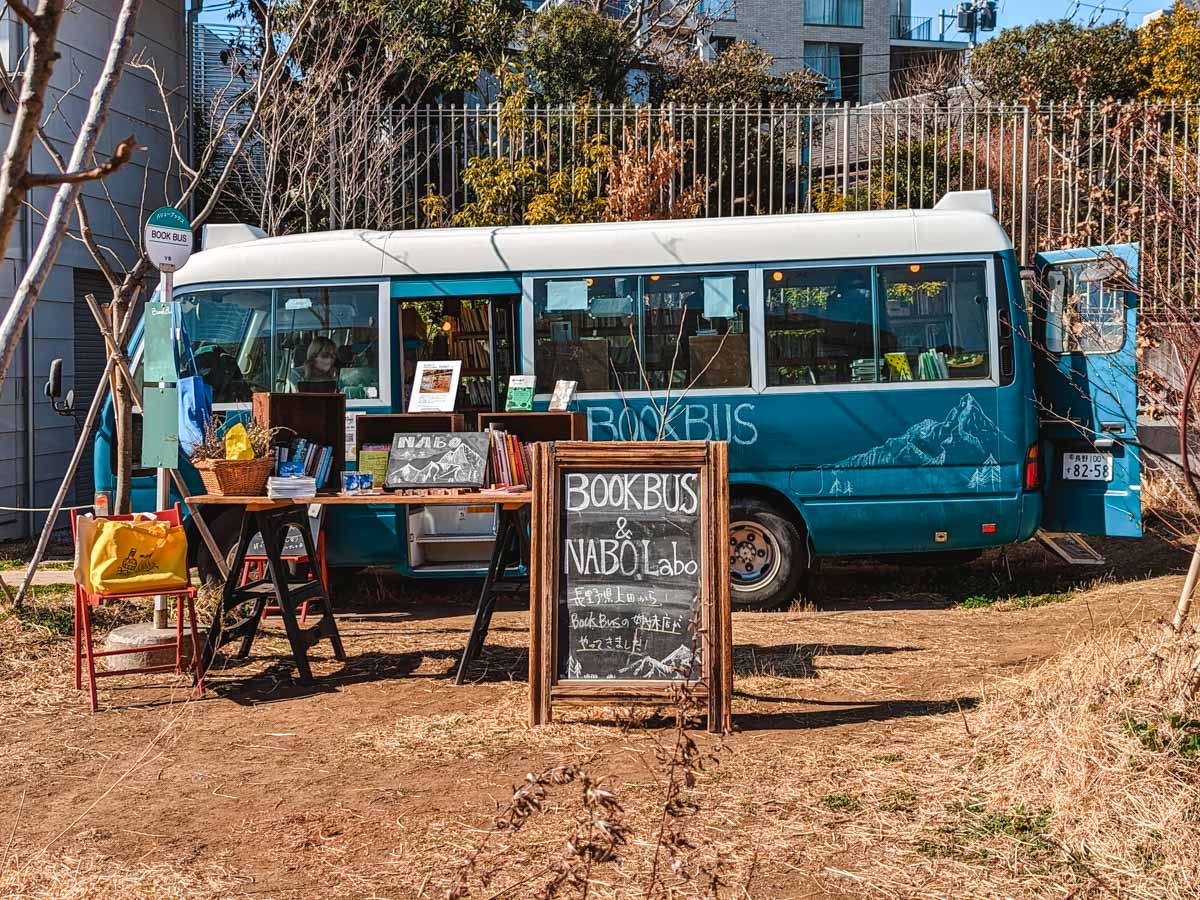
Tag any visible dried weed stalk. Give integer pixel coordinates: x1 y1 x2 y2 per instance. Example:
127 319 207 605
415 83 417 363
187 417 283 462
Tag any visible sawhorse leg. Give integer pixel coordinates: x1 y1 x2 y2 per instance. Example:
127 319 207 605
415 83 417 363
455 506 526 684
200 504 345 686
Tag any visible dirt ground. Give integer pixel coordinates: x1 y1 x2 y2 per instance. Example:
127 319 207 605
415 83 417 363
0 530 1191 898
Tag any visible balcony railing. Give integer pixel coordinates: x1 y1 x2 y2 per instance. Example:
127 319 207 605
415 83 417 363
891 14 933 40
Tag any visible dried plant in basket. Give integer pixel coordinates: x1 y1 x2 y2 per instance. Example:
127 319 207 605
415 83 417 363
188 418 284 462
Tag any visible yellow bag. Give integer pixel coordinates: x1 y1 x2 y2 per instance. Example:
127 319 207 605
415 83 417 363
88 515 189 595
72 514 99 595
224 423 254 460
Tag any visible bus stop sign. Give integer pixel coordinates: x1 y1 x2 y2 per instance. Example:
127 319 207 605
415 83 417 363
144 206 193 272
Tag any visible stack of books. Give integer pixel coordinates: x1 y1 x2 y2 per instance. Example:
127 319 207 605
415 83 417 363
851 358 884 383
273 437 334 489
267 476 317 499
486 426 532 490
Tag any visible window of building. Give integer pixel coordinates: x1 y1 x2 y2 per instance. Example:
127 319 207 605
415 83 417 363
877 261 991 381
803 42 862 103
531 271 750 394
805 0 863 27
764 266 875 385
697 0 737 19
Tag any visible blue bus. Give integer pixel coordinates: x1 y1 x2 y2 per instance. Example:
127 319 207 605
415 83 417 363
95 190 1140 609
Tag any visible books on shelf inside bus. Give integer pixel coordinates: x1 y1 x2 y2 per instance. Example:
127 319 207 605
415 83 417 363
452 336 491 369
458 302 488 333
462 378 491 407
485 426 532 490
274 437 334 489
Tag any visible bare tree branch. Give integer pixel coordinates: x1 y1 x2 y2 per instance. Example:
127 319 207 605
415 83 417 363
5 0 41 32
21 134 138 186
0 0 66 258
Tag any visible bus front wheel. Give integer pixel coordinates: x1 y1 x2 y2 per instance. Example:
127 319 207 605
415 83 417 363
728 497 808 611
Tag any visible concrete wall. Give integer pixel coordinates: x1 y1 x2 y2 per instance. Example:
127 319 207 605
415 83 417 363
710 0 895 102
0 0 185 540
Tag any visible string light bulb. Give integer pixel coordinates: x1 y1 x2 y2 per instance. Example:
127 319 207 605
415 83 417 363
909 264 921 273
772 271 784 282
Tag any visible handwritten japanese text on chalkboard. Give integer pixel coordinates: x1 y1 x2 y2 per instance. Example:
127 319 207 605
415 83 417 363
557 470 702 681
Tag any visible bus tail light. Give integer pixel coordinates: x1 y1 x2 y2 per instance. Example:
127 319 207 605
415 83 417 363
1023 443 1041 491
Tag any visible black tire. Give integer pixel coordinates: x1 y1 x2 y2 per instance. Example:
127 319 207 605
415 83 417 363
192 506 243 587
728 497 809 611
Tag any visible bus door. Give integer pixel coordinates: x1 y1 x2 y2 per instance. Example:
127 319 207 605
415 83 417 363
1033 244 1140 537
391 277 521 573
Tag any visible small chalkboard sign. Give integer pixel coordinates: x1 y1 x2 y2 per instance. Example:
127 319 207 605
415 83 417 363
530 441 731 732
383 432 489 490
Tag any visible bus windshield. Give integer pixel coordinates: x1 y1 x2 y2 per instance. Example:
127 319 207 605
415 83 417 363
177 284 382 404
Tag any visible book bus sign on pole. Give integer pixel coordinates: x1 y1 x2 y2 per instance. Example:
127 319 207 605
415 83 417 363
142 207 193 494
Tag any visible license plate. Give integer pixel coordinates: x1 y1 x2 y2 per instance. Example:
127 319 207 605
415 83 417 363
1062 452 1112 481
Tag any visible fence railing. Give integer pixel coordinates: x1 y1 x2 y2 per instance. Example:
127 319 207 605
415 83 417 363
891 14 933 40
212 99 1200 305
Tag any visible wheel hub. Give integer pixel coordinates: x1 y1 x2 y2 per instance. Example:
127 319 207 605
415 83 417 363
729 520 782 592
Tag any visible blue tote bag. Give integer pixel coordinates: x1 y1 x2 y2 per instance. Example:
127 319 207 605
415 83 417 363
172 304 212 456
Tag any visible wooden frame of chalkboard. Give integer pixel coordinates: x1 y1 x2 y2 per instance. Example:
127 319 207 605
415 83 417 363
529 440 732 733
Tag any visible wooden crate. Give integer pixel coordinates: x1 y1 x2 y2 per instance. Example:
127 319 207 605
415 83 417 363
353 413 464 458
475 411 587 443
252 392 346 483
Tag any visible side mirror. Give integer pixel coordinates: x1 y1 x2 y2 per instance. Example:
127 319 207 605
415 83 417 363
45 358 62 400
45 359 75 416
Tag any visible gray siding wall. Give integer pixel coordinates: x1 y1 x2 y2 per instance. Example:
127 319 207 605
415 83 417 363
0 0 185 540
711 0 894 102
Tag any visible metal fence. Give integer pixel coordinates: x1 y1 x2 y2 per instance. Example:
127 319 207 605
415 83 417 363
215 97 1200 304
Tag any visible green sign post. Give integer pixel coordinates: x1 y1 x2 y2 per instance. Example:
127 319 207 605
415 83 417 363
141 208 193 481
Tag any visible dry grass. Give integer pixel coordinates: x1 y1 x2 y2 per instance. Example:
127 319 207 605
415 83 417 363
821 621 1200 898
1142 466 1199 540
0 852 241 899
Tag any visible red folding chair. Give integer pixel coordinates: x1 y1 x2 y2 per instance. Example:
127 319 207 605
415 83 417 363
70 504 205 712
239 525 328 628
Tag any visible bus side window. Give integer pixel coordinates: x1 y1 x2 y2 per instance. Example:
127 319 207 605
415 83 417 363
764 266 874 386
877 261 991 382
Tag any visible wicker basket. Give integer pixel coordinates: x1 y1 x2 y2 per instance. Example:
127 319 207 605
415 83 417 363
192 456 274 497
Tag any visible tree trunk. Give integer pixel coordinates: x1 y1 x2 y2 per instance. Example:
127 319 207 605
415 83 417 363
111 292 135 513
0 0 66 261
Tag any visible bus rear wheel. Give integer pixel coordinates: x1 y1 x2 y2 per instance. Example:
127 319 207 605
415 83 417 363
729 497 808 611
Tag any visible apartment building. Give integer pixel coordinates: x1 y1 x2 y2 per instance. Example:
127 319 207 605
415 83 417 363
703 0 968 103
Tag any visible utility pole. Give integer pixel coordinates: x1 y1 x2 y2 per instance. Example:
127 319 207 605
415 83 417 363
952 0 998 48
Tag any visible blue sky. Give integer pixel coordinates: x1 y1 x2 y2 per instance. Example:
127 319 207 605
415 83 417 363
911 0 1167 34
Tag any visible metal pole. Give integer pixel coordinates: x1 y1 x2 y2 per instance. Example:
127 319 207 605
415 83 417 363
153 268 174 629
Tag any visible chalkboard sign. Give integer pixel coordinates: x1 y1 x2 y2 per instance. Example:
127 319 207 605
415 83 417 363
530 441 731 733
384 432 489 490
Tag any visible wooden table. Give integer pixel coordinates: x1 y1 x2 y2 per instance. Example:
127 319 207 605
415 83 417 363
186 491 533 685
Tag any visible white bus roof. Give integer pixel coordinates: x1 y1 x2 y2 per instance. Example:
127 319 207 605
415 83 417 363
177 200 1012 288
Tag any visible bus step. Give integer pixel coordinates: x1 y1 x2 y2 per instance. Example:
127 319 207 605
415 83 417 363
1036 531 1106 566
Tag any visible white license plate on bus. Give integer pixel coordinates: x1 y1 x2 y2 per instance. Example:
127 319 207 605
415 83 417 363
1062 452 1113 481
